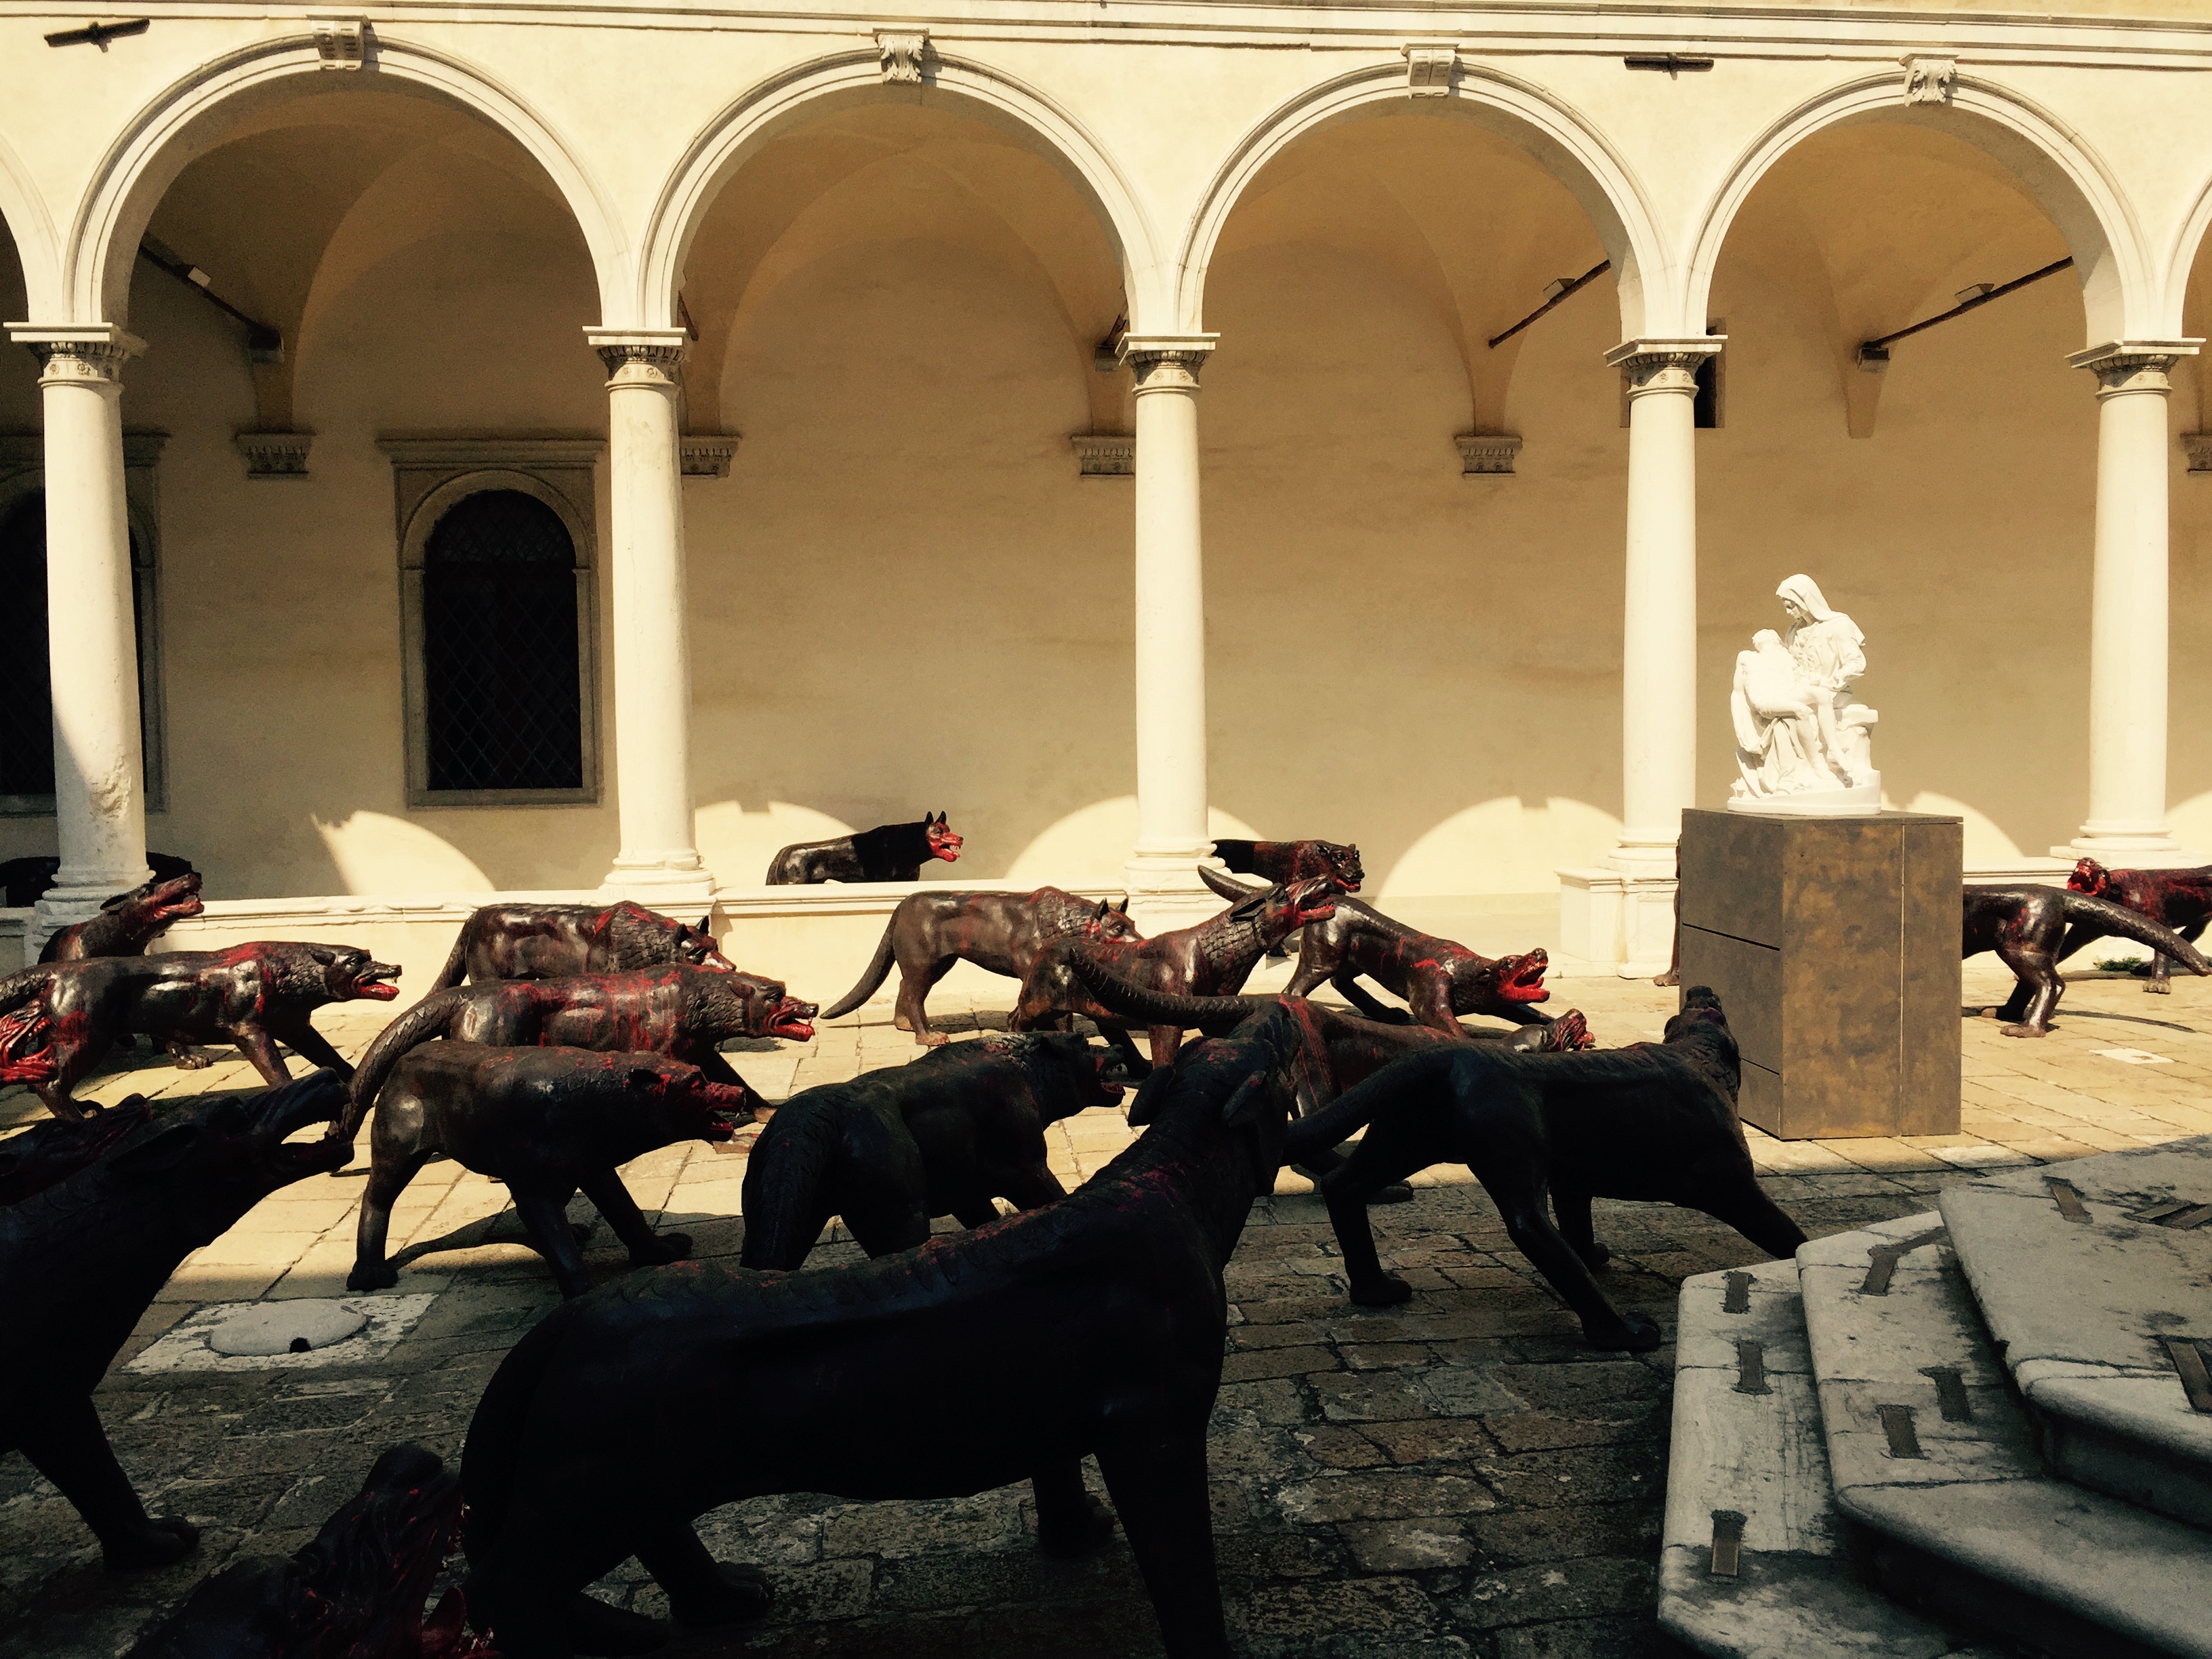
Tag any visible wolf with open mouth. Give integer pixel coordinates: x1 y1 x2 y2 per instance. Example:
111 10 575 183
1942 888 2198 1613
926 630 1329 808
342 966 815 1136
348 1044 752 1298
0 943 400 1120
1202 867 1554 1037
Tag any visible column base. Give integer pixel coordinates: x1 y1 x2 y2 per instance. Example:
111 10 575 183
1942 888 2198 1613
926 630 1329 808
598 857 718 911
2053 836 2204 870
1122 849 1227 937
1558 866 1678 979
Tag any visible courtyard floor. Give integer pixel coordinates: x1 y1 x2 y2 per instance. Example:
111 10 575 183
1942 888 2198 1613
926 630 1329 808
3 958 2209 1658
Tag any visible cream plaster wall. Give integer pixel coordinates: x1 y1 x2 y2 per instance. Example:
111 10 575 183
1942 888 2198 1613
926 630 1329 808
7 17 2212 912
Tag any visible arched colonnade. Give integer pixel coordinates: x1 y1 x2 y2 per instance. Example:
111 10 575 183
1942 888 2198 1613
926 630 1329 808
2 27 2206 965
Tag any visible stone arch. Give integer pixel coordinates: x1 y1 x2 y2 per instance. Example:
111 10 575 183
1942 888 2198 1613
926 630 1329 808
1685 70 2149 346
640 49 1164 334
2157 166 2212 335
1176 59 1671 339
64 31 628 329
0 126 62 319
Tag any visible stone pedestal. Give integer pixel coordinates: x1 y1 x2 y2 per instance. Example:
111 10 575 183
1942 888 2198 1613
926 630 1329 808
1677 808 1961 1141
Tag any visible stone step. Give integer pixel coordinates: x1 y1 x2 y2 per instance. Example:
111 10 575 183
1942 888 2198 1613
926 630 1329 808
1940 1136 2212 1530
1658 1258 1991 1659
1799 1212 2212 1659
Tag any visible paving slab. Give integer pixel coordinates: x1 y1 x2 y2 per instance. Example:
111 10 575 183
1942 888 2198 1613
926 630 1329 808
1940 1136 2212 1528
1799 1215 2212 1659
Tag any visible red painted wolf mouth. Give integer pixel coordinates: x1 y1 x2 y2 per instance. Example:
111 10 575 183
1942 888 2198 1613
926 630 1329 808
1498 949 1551 1003
769 998 817 1042
349 964 403 1002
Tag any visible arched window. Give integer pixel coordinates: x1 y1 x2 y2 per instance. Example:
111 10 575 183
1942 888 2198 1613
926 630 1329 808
419 489 585 794
0 489 162 812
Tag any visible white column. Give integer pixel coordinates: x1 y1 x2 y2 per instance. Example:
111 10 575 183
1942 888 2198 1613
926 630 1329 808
585 329 714 905
1601 337 1721 975
1120 334 1218 931
11 325 151 936
2061 340 2200 862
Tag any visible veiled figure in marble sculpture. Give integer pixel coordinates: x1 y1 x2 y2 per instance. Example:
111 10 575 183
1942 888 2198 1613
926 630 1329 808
1729 575 1880 812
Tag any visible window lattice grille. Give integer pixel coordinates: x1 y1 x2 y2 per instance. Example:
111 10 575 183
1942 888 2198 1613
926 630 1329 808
422 489 583 793
0 495 54 797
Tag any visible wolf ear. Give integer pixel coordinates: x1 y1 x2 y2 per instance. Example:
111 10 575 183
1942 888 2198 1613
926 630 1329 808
1125 1069 1170 1127
627 1067 668 1093
1111 897 1129 916
1219 1072 1272 1129
697 915 711 933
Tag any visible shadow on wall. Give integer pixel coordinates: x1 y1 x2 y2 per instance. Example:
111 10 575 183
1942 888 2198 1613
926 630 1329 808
1377 797 1621 899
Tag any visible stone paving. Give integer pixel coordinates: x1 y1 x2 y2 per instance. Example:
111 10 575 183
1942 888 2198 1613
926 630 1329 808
3 957 2209 1658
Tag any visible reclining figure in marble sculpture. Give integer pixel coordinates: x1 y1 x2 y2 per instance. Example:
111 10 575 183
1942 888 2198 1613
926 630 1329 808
739 1031 1123 1267
121 1443 489 1659
430 901 733 991
458 1004 1322 1659
2060 857 2212 994
764 812 964 884
1200 867 1556 1038
1963 884 2211 1036
0 943 400 1120
1015 876 1339 1070
347 1044 751 1298
1729 575 1879 808
1277 987 1805 1351
343 965 815 1134
819 886 1140 1046
1 1072 349 1571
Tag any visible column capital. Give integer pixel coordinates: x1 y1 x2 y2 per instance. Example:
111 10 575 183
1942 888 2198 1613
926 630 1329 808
586 327 687 388
1605 335 1724 392
2066 338 2200 393
1119 333 1218 393
9 323 146 386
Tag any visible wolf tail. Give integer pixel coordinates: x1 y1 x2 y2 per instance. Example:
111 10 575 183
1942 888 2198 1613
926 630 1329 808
344 989 463 1136
427 920 472 993
820 914 900 1021
1279 1047 1474 1164
737 1103 839 1271
0 966 52 1017
2061 891 2212 975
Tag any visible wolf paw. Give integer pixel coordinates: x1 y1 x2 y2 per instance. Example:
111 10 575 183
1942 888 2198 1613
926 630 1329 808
670 1561 773 1627
1587 1310 1662 1352
1366 1183 1414 1206
631 1231 692 1266
1349 1273 1414 1308
346 1261 398 1292
102 1516 199 1571
1037 1494 1118 1559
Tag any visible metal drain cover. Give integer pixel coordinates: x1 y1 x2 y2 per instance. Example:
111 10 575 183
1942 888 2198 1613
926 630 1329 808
207 1300 367 1357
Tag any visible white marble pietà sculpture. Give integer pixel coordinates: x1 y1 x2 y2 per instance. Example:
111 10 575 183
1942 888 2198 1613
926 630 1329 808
1727 574 1881 814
